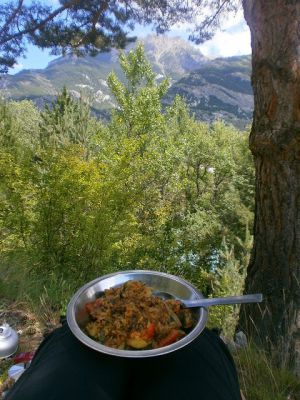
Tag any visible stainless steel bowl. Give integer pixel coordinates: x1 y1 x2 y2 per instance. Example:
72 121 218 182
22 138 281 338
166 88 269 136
67 270 208 358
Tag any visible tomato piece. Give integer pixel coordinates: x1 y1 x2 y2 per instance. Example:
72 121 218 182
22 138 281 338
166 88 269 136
85 302 95 314
158 330 180 347
145 323 155 340
85 298 103 314
127 323 155 349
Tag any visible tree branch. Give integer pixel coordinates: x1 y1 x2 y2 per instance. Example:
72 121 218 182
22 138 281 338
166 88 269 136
202 0 230 31
0 0 24 37
0 0 81 46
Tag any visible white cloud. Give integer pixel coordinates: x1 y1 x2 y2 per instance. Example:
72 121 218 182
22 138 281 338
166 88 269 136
199 27 251 58
196 10 251 58
12 63 24 71
163 8 251 59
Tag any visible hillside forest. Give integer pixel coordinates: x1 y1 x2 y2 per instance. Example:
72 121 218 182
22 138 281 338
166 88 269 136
0 44 255 335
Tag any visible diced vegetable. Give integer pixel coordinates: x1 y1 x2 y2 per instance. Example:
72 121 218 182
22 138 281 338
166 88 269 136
85 322 99 339
158 329 180 347
127 330 151 349
180 309 194 328
85 298 103 313
144 323 155 340
126 337 150 349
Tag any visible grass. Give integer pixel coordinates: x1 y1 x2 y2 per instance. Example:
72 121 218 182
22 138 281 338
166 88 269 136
234 344 300 400
0 250 37 310
0 249 74 318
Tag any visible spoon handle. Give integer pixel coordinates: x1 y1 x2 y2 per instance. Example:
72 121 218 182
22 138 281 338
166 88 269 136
183 293 263 308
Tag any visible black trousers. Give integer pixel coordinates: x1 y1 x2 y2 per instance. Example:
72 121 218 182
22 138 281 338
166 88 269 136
6 324 241 400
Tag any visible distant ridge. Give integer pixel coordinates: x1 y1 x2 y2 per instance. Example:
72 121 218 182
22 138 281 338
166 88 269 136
0 35 252 128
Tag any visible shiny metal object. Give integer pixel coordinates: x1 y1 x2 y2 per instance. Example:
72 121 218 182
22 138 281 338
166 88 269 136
0 323 19 359
8 364 26 381
67 270 208 358
154 292 263 307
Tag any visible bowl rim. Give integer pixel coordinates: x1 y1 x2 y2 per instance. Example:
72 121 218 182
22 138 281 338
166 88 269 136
67 269 208 358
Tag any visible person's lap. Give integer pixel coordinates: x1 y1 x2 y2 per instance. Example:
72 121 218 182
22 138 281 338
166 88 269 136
130 328 241 399
6 324 241 400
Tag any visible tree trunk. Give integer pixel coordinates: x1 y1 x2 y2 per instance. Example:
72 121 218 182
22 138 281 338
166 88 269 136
240 0 300 374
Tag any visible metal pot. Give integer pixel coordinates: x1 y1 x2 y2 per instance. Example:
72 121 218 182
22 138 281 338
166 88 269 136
0 323 19 358
67 270 208 358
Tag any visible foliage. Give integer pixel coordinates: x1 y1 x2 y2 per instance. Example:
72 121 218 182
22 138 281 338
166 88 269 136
0 100 38 250
39 87 99 153
0 44 254 334
206 230 252 336
107 43 169 141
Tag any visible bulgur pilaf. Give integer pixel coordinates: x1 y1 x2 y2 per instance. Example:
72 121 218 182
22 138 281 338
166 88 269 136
84 280 195 350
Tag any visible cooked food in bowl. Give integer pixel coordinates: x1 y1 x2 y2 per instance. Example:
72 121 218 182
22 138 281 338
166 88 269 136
67 270 208 358
84 280 195 350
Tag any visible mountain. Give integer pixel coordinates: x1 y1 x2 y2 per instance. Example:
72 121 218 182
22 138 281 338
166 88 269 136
141 35 207 79
0 35 253 127
164 55 253 128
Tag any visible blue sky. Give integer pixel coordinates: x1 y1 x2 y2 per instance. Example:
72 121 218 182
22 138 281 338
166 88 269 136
3 2 251 73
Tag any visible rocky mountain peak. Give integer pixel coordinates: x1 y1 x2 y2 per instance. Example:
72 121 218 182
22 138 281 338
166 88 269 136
139 34 207 77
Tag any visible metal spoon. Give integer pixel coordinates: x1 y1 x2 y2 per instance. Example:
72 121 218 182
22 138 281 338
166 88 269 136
153 292 263 308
